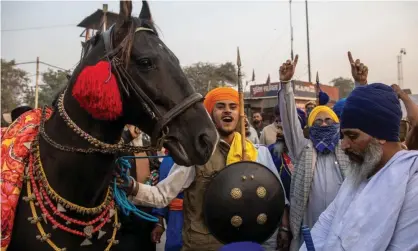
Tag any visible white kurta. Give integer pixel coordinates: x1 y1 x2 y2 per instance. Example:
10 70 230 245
300 150 418 251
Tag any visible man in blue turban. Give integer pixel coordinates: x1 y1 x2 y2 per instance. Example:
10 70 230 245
301 83 418 251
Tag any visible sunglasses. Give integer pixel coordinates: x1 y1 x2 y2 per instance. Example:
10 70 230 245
313 118 335 127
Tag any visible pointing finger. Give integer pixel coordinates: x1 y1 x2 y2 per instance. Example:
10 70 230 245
294 54 299 66
348 51 354 64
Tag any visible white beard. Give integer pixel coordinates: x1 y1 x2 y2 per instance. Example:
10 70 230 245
348 139 383 188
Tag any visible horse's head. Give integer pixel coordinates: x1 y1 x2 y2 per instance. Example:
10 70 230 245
66 1 218 166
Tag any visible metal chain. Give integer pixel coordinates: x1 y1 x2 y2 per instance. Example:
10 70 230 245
39 95 166 154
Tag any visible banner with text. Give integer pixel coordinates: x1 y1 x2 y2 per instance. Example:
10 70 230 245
250 81 317 98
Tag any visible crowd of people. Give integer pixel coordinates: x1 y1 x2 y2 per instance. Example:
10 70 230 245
116 52 418 251
2 51 418 251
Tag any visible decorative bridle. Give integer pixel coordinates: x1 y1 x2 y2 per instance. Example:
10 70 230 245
41 23 203 154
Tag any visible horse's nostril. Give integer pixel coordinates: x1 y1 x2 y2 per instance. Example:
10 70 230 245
196 134 212 155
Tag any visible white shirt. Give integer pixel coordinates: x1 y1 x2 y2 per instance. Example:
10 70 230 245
131 144 289 208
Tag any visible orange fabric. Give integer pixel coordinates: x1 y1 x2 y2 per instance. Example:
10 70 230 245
1 108 53 250
169 198 183 211
203 87 239 115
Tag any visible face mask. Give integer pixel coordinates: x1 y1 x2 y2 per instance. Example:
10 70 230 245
309 124 340 153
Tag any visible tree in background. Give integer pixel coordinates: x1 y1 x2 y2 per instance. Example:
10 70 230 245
1 59 31 114
183 62 239 96
23 69 69 107
38 69 69 107
330 77 354 99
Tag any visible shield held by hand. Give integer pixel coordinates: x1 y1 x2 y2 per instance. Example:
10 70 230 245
203 161 286 244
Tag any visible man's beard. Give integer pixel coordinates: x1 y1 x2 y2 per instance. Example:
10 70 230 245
218 128 235 137
253 120 261 125
346 139 383 188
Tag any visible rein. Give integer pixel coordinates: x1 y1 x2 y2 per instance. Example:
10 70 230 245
113 155 172 223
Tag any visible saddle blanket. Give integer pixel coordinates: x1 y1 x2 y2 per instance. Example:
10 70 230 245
1 108 52 250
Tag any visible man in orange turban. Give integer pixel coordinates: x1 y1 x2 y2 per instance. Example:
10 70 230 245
126 87 289 251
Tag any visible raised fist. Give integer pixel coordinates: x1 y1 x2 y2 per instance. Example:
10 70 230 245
391 84 408 100
348 51 368 85
279 55 298 82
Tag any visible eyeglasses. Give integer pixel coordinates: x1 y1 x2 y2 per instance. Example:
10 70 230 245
313 118 335 127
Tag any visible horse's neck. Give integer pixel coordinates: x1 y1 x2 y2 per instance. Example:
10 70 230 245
39 94 124 208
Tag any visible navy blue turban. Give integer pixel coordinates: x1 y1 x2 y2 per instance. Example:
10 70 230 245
333 98 347 119
219 242 264 251
341 83 402 142
318 91 330 106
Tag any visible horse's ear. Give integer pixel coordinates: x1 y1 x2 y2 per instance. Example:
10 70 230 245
139 1 152 20
113 0 133 44
118 0 132 23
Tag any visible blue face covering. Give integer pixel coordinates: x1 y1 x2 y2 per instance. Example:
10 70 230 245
309 124 340 153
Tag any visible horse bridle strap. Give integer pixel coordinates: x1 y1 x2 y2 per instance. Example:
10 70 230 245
101 24 204 145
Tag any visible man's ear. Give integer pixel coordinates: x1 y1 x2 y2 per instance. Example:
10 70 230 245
377 139 386 145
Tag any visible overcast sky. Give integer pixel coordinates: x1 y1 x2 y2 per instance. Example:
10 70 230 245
2 1 418 94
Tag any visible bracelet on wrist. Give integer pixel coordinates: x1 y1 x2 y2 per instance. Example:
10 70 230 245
155 222 165 230
129 176 139 196
279 226 290 233
280 79 292 83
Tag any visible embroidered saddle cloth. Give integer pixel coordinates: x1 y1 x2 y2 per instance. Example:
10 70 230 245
1 108 52 250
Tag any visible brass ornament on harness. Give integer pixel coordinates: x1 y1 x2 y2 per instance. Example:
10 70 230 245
25 141 120 251
33 143 112 215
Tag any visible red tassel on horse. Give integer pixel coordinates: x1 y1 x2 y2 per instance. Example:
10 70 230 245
72 61 123 120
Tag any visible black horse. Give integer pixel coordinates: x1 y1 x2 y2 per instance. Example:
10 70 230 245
8 1 218 250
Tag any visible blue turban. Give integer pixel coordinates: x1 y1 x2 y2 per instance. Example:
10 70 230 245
219 242 264 251
318 91 329 106
341 83 401 142
333 98 347 119
297 108 307 129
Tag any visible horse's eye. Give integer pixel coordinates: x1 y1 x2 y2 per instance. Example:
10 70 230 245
137 58 154 70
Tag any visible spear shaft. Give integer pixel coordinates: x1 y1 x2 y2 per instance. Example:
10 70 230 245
237 47 246 160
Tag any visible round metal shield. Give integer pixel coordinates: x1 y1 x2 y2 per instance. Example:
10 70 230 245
203 161 286 244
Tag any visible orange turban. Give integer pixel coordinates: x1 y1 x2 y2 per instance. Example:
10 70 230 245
204 87 239 115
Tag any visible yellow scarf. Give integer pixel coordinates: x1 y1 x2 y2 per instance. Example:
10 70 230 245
226 132 258 165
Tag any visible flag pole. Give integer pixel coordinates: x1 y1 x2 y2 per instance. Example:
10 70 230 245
315 71 320 106
237 47 246 160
